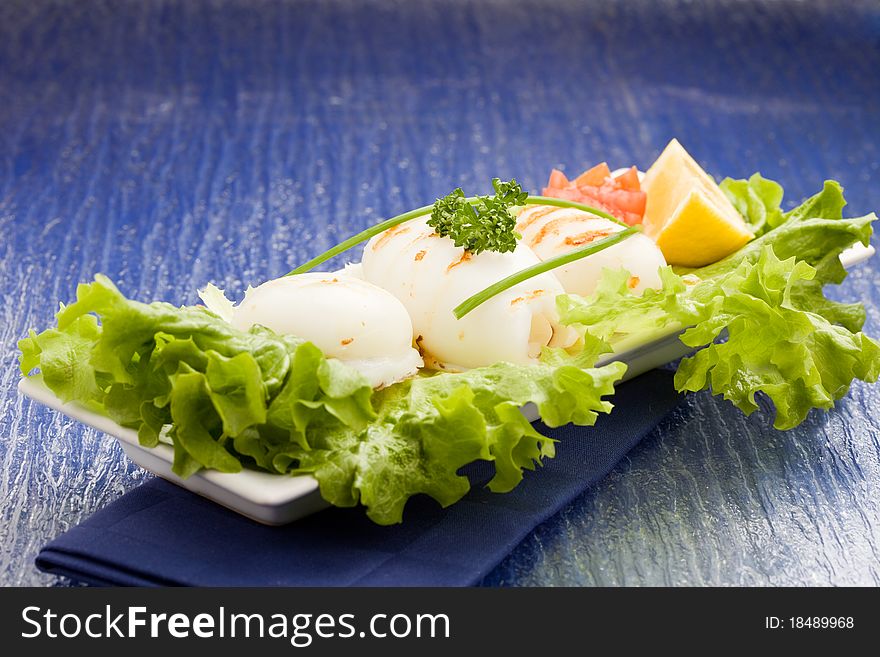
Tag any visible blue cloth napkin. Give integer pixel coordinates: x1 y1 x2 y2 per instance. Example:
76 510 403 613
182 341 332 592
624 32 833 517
35 370 681 586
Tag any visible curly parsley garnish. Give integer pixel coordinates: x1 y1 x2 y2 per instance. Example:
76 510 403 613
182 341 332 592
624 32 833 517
427 178 528 255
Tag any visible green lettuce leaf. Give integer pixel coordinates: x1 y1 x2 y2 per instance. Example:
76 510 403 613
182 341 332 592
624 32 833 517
681 212 874 332
783 180 846 223
19 275 625 525
18 275 373 480
720 172 847 238
291 358 624 524
721 173 784 236
558 179 878 430
557 266 701 348
674 247 880 429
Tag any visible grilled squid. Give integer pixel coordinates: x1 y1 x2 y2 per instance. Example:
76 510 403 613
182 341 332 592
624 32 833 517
360 217 577 371
516 206 666 296
199 273 423 388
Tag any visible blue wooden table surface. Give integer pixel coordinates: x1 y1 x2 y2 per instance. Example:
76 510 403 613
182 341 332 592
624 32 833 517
2 0 879 586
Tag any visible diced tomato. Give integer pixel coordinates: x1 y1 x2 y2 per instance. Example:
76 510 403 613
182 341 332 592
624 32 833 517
541 162 646 225
547 168 569 189
595 186 646 216
574 162 611 187
541 185 586 202
613 166 641 191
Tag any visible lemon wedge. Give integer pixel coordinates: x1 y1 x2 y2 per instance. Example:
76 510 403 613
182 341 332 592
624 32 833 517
642 139 753 267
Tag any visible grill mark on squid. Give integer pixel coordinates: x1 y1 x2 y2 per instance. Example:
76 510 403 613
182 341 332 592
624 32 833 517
516 205 561 232
372 223 411 251
563 229 616 246
530 214 608 248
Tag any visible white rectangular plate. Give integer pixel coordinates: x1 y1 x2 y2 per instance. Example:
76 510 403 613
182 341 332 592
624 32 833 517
18 243 875 524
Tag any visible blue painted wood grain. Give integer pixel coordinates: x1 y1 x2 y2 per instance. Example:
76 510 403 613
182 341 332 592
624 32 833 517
1 0 878 585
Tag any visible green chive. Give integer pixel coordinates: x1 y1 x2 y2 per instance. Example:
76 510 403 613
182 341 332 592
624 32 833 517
452 227 639 319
